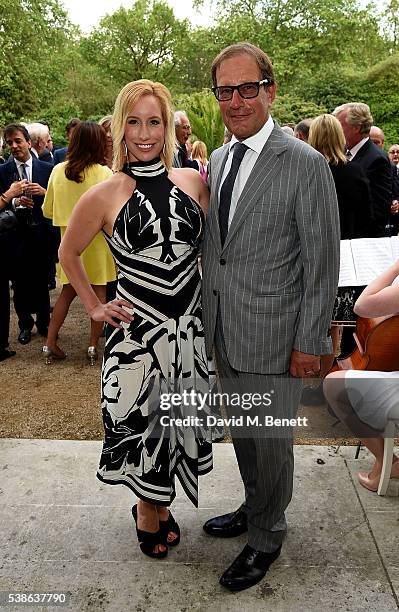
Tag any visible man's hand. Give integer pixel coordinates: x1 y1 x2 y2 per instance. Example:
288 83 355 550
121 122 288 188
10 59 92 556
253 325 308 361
26 182 45 197
391 200 399 215
289 349 320 378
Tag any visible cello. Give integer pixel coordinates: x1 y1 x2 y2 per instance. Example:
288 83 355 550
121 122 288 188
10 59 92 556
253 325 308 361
330 315 399 372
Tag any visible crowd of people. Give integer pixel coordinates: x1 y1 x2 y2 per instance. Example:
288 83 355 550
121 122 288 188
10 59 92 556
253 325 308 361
1 41 399 594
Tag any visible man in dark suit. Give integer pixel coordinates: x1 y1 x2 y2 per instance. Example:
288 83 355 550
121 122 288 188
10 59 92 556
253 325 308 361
202 43 340 591
0 124 52 346
53 118 80 165
26 123 50 161
334 103 392 237
172 111 197 168
39 127 55 163
370 125 399 236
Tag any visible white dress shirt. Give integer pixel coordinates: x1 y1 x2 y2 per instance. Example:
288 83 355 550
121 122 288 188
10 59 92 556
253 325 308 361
219 115 274 229
349 137 369 160
14 155 33 181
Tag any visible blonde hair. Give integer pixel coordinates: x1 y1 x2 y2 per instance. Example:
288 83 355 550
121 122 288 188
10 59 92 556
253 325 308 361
191 140 208 165
333 102 373 136
111 79 175 172
308 114 347 165
99 115 112 131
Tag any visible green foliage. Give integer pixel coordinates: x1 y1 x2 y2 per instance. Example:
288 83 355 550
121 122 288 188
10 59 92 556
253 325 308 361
272 95 327 125
0 0 398 150
174 90 225 153
0 0 74 126
358 54 399 146
80 0 190 88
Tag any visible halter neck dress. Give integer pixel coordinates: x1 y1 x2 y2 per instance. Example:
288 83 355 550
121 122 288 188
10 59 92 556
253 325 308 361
98 158 220 506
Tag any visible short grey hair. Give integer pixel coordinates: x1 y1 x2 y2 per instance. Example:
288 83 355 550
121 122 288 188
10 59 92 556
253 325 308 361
333 103 373 136
26 122 49 146
294 118 313 139
174 110 189 127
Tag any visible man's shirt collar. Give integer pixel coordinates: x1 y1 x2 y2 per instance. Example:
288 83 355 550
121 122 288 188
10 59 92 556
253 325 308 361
229 115 274 154
349 137 369 159
14 155 32 170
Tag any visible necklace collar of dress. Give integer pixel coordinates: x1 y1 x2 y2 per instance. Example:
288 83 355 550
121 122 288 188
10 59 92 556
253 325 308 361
125 157 166 179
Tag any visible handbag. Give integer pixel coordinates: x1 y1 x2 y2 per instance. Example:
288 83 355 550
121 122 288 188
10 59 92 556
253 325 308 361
0 209 18 235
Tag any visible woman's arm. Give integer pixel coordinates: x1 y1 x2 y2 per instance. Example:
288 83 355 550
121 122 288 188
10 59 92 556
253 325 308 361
42 171 54 219
59 186 133 328
354 260 399 317
198 172 209 216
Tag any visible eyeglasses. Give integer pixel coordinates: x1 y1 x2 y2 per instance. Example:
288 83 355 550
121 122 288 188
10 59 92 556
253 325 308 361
212 79 273 101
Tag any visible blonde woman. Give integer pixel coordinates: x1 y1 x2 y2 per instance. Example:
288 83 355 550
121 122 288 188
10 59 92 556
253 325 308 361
191 140 208 181
58 80 219 559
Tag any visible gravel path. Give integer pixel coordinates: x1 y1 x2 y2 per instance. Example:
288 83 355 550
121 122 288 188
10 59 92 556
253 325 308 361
1 285 355 445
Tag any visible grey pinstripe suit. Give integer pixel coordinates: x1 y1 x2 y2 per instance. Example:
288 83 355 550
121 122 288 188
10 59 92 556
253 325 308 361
202 122 340 552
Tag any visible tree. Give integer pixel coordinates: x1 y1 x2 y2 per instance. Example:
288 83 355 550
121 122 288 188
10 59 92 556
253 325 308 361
80 0 190 89
359 54 399 145
0 0 74 125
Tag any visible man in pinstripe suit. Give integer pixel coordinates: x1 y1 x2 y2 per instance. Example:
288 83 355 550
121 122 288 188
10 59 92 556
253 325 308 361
201 43 340 591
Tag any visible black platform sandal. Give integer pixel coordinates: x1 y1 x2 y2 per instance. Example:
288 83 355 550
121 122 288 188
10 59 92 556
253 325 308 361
132 504 168 559
159 510 181 547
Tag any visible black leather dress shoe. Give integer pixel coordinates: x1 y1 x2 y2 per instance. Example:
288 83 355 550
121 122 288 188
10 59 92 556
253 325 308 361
219 544 281 592
203 509 247 538
18 329 31 345
0 349 16 362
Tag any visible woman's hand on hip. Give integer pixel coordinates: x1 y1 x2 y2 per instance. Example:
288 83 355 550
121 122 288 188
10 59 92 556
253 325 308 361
89 299 134 327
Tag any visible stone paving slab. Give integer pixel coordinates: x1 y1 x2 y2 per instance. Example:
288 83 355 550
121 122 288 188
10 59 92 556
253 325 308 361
0 440 398 611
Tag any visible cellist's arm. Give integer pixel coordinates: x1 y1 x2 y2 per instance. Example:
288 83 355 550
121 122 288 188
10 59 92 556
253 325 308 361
355 260 399 317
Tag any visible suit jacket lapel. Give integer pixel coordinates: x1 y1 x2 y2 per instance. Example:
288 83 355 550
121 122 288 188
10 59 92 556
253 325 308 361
222 125 287 251
7 159 18 183
207 145 230 249
31 156 38 182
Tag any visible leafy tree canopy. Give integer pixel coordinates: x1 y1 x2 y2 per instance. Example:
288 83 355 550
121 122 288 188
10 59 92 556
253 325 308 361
1 0 399 152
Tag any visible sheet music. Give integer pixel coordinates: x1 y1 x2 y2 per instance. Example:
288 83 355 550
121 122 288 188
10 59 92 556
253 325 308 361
338 240 357 286
351 238 393 285
338 237 399 287
391 236 399 262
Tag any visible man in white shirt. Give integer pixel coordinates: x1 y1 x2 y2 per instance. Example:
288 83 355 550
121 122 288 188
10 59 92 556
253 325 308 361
0 124 52 347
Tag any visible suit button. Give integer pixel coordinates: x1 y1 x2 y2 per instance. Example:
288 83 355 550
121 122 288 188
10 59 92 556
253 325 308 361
213 289 217 296
220 258 226 265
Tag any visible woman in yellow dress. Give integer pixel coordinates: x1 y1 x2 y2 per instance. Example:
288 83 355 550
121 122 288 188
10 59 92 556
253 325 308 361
42 121 116 363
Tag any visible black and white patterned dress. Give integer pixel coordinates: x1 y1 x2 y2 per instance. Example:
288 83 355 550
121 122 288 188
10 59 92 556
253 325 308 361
97 158 219 506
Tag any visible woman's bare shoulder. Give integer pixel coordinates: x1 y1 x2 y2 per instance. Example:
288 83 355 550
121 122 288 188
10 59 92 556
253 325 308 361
168 167 203 190
169 167 200 180
80 172 129 203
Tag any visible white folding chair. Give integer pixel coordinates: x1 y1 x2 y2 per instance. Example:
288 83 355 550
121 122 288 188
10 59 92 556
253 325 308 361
378 417 399 496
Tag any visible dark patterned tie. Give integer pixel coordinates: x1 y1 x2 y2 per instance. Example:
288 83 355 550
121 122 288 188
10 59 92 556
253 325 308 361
219 143 248 246
346 150 352 161
20 163 28 180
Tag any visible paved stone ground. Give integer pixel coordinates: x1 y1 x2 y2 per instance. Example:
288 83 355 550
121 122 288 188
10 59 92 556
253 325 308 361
0 440 399 611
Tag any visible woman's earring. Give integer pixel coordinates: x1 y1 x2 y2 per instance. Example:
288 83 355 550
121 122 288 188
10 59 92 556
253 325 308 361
123 140 129 160
162 143 166 156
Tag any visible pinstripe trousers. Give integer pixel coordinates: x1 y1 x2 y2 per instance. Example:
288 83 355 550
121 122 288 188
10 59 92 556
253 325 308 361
215 312 302 553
